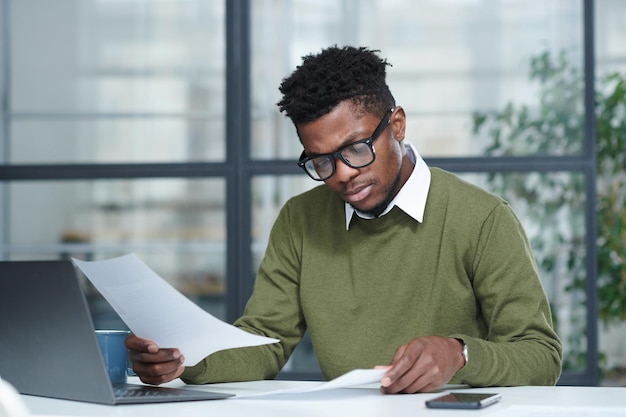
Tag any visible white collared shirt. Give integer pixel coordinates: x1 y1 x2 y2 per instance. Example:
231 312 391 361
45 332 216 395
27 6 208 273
344 142 431 230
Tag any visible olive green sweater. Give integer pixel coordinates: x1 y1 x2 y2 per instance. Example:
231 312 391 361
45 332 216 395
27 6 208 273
182 168 562 386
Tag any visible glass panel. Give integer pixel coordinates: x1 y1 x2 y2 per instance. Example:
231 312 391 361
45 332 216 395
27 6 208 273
12 0 224 114
595 0 626 386
251 0 584 159
459 171 587 373
596 0 626 73
0 2 4 163
10 0 225 163
7 178 227 326
10 118 224 163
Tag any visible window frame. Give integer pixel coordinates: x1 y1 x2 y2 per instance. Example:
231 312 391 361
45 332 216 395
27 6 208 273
0 0 599 385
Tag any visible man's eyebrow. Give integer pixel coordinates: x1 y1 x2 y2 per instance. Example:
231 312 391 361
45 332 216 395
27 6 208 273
306 130 372 157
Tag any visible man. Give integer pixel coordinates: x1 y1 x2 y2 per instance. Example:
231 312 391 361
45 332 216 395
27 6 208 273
126 45 562 394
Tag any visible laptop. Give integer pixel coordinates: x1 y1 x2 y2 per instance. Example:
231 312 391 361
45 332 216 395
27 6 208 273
0 260 233 405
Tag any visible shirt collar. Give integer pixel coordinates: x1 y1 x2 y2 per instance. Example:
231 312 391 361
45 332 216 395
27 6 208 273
345 142 431 230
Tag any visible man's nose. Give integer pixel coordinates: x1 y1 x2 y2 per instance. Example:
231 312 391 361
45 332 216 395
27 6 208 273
332 158 360 182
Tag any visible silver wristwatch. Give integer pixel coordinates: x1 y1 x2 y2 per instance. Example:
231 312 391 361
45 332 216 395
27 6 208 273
455 338 468 366
461 341 469 365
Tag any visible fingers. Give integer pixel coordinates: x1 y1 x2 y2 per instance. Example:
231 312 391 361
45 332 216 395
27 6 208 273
380 337 463 394
381 340 430 394
125 333 185 385
132 358 186 386
380 344 408 388
125 334 159 353
382 354 442 394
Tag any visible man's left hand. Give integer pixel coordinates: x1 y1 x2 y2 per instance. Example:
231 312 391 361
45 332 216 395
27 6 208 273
378 336 465 394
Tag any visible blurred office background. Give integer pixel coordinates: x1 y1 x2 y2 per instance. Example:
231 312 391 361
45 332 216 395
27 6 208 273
0 0 624 385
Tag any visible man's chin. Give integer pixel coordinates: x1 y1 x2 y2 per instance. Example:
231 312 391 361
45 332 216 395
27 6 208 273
349 172 401 218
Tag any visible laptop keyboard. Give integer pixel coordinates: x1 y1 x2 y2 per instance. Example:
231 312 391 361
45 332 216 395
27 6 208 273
112 384 234 403
115 385 188 398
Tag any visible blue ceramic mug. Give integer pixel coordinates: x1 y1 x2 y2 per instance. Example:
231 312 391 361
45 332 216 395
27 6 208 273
95 330 131 384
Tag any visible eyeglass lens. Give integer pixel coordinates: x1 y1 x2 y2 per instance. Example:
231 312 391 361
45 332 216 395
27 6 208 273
306 142 373 179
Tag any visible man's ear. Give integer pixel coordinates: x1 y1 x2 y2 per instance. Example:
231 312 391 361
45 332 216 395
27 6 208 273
390 106 406 142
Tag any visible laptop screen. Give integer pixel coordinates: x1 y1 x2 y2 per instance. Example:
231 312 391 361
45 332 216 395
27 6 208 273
0 260 122 404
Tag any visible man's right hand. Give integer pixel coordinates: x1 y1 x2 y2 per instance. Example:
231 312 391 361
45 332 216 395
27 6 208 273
125 334 185 385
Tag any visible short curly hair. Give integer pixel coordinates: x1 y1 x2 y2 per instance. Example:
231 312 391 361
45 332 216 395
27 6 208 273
277 45 395 125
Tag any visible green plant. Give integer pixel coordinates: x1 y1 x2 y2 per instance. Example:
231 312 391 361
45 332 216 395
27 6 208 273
472 51 626 372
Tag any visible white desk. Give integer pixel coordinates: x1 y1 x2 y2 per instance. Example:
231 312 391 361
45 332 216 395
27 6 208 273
21 379 626 417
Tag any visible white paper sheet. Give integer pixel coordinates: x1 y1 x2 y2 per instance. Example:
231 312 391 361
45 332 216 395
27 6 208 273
73 254 279 365
234 368 387 398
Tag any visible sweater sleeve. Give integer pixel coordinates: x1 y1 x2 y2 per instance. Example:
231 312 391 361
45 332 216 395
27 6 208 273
451 202 562 386
181 201 306 384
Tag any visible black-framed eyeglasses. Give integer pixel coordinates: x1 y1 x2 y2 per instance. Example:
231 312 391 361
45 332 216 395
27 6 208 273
297 108 393 181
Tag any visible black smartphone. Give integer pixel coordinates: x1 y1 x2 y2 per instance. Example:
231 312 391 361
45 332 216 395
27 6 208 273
425 392 501 409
